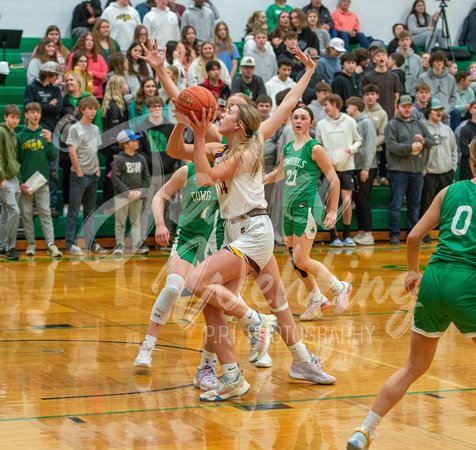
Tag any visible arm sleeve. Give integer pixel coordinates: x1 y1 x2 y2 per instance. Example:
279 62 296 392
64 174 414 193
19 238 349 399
208 2 219 20
111 157 129 194
349 120 363 154
376 113 388 148
449 129 458 171
23 85 35 108
385 122 413 156
459 127 470 157
459 16 469 46
140 156 151 194
362 121 377 170
26 59 41 84
72 5 89 29
449 78 457 111
46 140 57 162
421 124 435 150
230 78 241 95
220 61 231 87
406 15 423 36
180 11 190 31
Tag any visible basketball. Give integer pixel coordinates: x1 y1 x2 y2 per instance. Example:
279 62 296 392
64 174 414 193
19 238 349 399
175 86 217 121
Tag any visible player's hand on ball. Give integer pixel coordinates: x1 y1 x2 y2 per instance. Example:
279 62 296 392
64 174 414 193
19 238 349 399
139 38 166 70
171 106 192 127
404 270 421 295
189 108 214 138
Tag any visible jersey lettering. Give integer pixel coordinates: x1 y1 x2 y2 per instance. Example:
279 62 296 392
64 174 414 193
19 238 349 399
450 205 472 236
191 191 212 202
125 162 142 173
219 181 228 194
285 169 297 186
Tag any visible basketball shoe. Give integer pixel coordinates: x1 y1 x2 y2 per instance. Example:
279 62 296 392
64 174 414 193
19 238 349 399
193 363 220 391
247 313 277 363
199 371 250 402
346 427 373 449
300 294 331 320
134 343 154 368
288 350 336 384
333 281 352 315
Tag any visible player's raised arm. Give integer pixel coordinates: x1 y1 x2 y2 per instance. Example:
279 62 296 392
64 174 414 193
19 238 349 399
139 38 180 102
259 46 316 142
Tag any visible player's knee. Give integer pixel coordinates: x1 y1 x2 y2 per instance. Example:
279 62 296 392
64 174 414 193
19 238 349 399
186 269 206 297
292 255 309 278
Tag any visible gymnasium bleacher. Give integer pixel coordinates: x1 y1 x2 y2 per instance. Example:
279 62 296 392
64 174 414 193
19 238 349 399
1 37 475 242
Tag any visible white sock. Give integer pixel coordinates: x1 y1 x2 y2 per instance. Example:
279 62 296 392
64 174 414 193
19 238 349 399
201 349 217 367
236 307 260 327
309 288 322 303
221 362 240 379
362 410 382 438
328 276 344 294
288 341 311 363
143 335 157 348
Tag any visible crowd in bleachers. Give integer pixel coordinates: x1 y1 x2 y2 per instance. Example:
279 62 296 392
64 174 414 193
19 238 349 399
1 0 476 259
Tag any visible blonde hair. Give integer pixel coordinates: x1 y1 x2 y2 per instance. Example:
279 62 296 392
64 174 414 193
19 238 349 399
64 71 86 94
224 103 263 176
470 137 476 165
101 75 126 117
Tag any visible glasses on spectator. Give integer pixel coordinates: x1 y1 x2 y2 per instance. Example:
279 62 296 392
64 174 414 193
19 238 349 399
139 32 148 36
148 104 163 110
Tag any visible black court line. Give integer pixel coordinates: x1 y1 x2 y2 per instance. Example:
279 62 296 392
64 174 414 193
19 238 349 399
0 339 202 354
68 417 86 423
43 384 194 400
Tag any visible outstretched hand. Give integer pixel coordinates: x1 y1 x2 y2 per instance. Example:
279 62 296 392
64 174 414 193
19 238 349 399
404 270 421 296
138 38 167 71
188 108 214 139
293 46 316 71
323 211 337 229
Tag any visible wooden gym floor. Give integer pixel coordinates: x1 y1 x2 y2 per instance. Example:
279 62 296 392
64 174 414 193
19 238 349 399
1 242 475 449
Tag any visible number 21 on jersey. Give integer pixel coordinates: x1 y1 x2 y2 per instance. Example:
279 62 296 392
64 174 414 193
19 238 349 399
286 169 297 186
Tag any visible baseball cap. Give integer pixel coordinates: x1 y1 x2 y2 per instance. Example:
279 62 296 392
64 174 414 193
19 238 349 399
304 47 319 59
329 38 346 53
240 56 255 67
429 98 443 109
398 95 413 106
40 61 61 74
117 129 142 143
369 40 386 50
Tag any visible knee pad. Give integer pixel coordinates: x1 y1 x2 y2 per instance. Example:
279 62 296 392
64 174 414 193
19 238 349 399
288 247 308 278
150 274 185 325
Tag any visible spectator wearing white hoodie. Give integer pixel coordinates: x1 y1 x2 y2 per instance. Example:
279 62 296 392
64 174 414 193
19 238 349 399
181 0 216 45
265 59 296 112
316 93 362 247
101 0 141 53
396 30 422 97
143 0 181 48
346 96 377 245
244 29 277 84
420 98 457 243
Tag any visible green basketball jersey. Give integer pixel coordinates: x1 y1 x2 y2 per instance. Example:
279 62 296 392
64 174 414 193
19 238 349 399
282 139 322 208
178 163 219 232
430 180 476 267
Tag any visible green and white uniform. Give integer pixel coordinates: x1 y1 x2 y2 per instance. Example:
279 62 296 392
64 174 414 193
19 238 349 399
413 180 476 337
282 139 323 238
171 163 224 265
